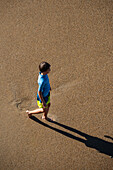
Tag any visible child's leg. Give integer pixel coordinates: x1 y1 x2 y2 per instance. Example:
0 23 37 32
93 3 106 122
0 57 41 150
26 108 44 117
42 103 51 120
26 100 45 117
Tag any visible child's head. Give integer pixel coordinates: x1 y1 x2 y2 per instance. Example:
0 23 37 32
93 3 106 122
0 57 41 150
39 61 51 73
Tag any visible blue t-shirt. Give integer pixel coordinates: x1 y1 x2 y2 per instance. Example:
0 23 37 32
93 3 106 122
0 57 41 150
37 72 50 101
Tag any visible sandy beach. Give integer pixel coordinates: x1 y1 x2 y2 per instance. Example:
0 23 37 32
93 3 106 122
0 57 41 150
0 0 113 169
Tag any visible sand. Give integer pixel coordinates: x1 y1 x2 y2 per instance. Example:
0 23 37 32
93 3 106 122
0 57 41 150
0 0 113 169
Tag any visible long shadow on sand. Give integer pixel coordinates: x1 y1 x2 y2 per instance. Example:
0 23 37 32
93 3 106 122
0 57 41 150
30 116 113 158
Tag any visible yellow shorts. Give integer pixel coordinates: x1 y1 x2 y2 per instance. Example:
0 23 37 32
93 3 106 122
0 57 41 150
37 95 50 108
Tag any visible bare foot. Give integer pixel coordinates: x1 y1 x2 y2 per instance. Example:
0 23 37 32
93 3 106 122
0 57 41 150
42 116 53 121
26 110 32 118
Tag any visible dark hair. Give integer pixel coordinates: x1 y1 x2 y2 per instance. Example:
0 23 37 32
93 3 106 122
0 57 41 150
39 61 51 72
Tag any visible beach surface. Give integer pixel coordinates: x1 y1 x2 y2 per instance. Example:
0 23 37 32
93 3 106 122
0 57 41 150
0 0 113 169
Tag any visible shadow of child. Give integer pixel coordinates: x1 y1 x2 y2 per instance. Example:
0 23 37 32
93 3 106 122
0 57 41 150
30 116 113 158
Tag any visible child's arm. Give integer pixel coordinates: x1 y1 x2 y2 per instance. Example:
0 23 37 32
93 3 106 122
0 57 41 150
38 91 46 107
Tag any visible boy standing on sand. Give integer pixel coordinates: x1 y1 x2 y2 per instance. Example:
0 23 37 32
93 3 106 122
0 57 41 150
26 61 51 120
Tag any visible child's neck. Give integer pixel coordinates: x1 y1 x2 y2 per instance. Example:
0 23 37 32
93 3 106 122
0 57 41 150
41 72 47 75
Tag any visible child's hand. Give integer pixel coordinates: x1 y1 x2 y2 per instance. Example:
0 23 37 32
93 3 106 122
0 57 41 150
43 101 47 108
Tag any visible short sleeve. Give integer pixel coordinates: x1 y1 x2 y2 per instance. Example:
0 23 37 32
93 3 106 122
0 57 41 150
38 79 44 92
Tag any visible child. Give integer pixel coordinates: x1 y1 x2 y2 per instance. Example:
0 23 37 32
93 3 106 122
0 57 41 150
26 61 52 120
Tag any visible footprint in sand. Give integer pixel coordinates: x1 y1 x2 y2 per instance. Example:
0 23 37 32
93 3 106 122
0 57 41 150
11 97 31 111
